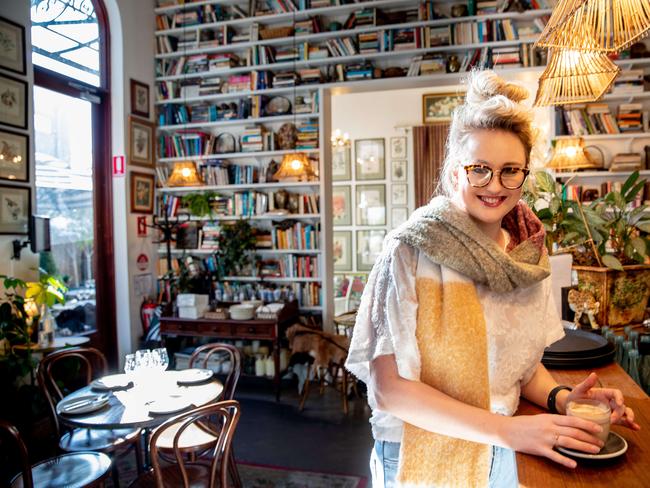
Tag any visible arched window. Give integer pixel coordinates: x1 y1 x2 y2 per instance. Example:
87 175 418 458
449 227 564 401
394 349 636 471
31 0 116 361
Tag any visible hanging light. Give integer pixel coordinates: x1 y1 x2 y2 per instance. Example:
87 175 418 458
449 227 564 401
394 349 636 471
330 129 350 147
534 49 620 106
546 136 597 172
167 161 203 186
274 152 315 181
536 0 650 53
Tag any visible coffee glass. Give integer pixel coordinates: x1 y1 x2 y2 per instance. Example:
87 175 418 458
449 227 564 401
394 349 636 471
567 399 611 446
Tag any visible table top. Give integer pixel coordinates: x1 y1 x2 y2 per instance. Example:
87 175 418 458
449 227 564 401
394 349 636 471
56 371 223 430
516 363 650 488
13 336 90 353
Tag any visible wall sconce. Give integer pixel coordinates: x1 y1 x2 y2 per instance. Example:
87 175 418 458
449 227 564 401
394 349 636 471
331 129 350 147
12 215 51 260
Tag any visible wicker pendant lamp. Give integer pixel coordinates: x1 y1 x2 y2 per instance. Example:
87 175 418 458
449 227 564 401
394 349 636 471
536 0 650 53
534 48 620 106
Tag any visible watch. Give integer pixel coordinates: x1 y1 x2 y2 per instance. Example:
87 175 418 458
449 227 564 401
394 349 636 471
547 385 573 414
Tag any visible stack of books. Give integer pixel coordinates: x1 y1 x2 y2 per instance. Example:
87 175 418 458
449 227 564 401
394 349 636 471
491 46 522 69
298 68 322 84
345 63 373 81
358 32 380 53
617 104 643 132
296 121 319 150
272 71 299 87
226 75 250 93
241 126 264 152
611 70 645 94
200 160 230 186
200 224 220 250
208 53 239 72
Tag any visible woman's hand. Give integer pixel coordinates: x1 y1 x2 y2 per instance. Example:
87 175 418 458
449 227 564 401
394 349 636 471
563 373 641 431
499 413 604 468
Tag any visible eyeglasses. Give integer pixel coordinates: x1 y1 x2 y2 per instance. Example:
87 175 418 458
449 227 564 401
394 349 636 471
463 164 529 190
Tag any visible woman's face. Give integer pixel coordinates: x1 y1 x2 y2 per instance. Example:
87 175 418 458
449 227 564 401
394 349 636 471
452 129 527 232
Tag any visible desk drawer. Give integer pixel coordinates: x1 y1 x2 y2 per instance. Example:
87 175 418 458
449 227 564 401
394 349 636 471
232 324 275 339
161 321 199 335
197 323 232 337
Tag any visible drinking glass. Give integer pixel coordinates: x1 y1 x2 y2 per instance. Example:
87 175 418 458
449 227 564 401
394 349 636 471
124 353 136 377
153 348 169 371
135 349 152 372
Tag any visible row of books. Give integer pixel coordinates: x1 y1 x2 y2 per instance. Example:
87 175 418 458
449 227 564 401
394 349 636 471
561 181 650 206
272 222 319 250
560 103 650 136
294 282 321 307
260 255 320 279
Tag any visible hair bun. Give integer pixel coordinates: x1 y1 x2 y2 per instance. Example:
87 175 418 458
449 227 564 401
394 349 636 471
464 69 528 104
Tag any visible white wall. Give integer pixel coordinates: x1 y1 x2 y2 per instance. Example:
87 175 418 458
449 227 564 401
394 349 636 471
0 1 38 283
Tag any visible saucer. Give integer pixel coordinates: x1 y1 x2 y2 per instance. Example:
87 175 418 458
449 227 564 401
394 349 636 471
174 368 213 385
147 396 192 415
58 394 110 415
557 431 627 460
91 374 133 391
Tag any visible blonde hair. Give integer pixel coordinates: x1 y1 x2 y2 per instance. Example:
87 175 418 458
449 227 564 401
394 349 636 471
437 70 535 197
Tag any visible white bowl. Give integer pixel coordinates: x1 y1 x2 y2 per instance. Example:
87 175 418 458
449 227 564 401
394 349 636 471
229 304 255 320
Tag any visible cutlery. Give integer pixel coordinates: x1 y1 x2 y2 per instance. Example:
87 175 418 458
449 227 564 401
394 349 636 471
62 395 107 411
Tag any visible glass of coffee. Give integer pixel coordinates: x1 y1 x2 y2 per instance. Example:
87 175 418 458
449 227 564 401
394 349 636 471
567 399 611 446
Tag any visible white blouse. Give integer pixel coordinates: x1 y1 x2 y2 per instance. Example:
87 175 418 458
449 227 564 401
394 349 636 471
346 238 565 443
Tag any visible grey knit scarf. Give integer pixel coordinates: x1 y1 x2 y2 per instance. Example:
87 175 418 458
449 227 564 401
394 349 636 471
391 196 550 293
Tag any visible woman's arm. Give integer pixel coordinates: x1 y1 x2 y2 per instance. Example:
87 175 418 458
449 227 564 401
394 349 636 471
372 354 605 468
521 363 571 413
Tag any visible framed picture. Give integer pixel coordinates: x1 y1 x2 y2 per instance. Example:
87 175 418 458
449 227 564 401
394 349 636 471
390 137 407 159
130 171 155 214
333 231 352 272
357 229 386 271
129 116 155 167
332 185 352 226
0 184 29 234
0 17 25 75
356 184 386 226
392 184 408 205
0 129 28 182
391 160 407 182
130 79 150 119
0 74 27 129
422 92 465 123
332 145 351 181
392 207 409 228
355 138 385 180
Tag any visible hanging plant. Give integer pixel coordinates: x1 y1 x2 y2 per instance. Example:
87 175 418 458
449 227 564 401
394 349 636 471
216 220 257 277
181 191 217 217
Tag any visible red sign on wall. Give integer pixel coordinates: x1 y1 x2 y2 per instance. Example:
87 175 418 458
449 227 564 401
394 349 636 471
112 155 125 176
136 253 149 272
137 216 147 237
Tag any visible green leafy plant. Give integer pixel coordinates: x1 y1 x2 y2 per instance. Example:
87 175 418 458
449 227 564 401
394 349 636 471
182 191 218 217
216 219 257 277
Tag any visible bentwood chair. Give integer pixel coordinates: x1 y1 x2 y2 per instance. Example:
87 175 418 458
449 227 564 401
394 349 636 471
0 420 112 488
37 347 143 486
130 400 241 488
155 343 242 487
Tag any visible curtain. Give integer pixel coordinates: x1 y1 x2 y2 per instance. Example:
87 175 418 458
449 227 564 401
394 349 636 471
413 123 450 208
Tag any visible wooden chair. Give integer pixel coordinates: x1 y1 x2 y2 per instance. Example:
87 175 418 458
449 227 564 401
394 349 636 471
155 343 242 487
130 400 241 488
37 347 143 485
0 420 112 488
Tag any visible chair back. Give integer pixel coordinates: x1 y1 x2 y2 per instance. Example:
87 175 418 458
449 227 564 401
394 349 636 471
37 347 108 435
0 420 33 488
149 400 241 488
189 343 241 400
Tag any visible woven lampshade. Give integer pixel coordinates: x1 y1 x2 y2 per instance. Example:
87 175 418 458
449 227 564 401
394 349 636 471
167 161 203 186
536 0 650 53
534 49 620 106
546 136 597 171
273 152 314 181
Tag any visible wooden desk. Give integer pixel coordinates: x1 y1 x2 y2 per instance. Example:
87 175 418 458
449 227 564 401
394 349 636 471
516 363 649 488
160 301 298 400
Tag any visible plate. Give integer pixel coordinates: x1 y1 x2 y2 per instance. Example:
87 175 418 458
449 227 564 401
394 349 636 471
58 394 110 415
544 329 610 358
542 347 615 369
91 374 133 391
175 368 214 385
147 396 193 415
557 431 627 460
265 96 291 115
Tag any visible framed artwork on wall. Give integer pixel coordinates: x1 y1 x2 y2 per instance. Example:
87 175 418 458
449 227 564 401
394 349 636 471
332 145 351 181
392 207 409 228
356 184 386 226
390 137 407 159
333 230 352 272
357 229 386 271
129 116 155 167
392 184 408 205
130 172 155 214
0 129 28 182
422 92 465 123
355 138 385 180
130 79 150 119
391 160 407 182
0 184 29 234
0 17 26 75
0 74 27 129
332 185 352 226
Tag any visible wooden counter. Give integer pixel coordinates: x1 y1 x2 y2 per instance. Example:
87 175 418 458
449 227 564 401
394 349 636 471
516 363 649 488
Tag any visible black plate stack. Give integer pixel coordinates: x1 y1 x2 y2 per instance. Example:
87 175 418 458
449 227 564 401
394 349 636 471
542 329 615 369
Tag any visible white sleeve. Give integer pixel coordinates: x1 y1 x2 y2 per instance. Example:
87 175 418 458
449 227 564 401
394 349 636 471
345 239 419 386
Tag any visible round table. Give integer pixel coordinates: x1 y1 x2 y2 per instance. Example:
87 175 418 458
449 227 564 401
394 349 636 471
56 371 223 430
13 336 90 354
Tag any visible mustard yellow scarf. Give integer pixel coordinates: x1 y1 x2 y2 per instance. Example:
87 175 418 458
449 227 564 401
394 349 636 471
392 197 549 487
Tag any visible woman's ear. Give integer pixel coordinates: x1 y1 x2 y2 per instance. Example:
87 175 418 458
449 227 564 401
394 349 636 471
451 165 459 191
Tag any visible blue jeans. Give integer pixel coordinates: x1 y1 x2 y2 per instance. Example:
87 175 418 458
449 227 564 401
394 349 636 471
370 441 518 488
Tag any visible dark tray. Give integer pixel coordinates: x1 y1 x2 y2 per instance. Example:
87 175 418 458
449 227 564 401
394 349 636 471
542 347 615 369
543 329 611 359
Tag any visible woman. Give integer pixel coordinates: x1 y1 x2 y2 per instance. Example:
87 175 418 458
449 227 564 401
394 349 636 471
345 70 640 488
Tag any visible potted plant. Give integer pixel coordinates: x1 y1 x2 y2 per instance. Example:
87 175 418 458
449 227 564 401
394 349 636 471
216 219 257 278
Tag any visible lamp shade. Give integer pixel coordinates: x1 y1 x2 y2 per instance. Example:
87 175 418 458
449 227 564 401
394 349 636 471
273 152 314 181
535 0 650 53
546 136 597 171
534 49 620 106
167 161 203 186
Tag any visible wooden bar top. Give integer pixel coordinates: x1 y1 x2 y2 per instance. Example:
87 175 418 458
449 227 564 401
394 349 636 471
516 363 649 488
